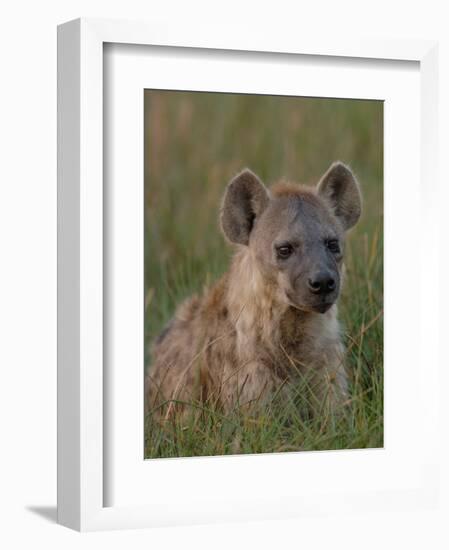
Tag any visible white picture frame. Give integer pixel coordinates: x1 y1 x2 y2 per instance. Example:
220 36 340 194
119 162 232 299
57 17 440 531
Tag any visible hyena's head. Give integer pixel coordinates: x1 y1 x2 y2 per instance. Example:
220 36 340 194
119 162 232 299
220 163 362 313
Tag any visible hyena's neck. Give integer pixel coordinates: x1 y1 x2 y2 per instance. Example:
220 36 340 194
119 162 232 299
225 248 339 362
225 248 290 357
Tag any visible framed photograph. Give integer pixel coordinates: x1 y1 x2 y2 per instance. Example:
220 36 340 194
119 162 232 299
143 89 383 459
57 18 440 531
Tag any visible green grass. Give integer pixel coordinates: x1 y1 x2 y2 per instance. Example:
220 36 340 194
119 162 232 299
144 91 383 458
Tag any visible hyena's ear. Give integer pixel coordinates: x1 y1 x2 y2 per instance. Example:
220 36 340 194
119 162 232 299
317 162 362 231
220 169 270 245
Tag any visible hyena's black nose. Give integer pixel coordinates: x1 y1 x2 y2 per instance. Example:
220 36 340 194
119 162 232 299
308 273 336 295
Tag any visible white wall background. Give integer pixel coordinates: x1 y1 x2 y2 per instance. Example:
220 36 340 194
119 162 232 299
0 1 448 548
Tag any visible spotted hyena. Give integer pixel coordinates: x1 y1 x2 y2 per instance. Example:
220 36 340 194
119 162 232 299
145 162 362 420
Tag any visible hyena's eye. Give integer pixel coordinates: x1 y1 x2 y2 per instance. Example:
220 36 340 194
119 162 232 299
326 239 340 254
276 244 293 259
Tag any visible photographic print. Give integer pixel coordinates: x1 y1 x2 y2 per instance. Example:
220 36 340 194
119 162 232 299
144 90 383 458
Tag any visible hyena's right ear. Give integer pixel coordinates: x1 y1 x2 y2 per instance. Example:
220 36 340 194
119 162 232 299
220 169 270 245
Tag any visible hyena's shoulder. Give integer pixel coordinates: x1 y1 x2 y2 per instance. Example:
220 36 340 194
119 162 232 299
152 294 202 354
153 274 230 354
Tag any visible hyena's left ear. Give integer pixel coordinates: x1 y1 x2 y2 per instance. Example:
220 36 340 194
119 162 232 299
317 162 362 231
220 169 270 245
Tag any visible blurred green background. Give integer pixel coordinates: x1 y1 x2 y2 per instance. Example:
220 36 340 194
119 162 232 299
144 90 383 456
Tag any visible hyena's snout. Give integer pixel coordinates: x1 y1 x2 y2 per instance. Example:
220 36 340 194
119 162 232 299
304 267 340 313
307 270 337 296
289 264 340 314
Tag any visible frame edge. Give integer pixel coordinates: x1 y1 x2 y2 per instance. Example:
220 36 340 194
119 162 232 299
57 18 81 531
